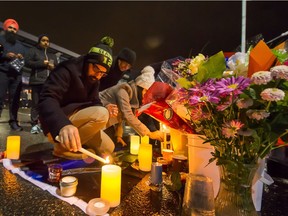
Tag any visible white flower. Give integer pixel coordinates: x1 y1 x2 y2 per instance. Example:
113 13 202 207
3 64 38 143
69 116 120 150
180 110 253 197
270 65 288 81
227 52 248 77
251 71 272 85
261 88 285 101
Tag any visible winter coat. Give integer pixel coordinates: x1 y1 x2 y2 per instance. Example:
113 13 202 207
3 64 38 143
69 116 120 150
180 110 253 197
99 81 150 137
25 45 58 85
38 56 103 139
0 35 26 74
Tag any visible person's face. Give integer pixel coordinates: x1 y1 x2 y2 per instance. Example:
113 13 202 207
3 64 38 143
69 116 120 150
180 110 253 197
7 25 17 34
39 36 50 49
118 59 132 72
87 63 108 83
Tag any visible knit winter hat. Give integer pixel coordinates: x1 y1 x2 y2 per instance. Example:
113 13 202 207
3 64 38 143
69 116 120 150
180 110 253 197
38 34 49 44
86 36 114 72
135 66 155 90
118 48 136 65
3 19 19 31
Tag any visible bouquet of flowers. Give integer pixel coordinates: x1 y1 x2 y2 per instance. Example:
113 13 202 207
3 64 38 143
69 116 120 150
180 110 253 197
170 50 288 166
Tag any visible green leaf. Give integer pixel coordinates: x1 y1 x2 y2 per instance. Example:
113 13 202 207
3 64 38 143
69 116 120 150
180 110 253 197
177 77 192 89
165 172 182 191
196 51 226 83
272 49 288 64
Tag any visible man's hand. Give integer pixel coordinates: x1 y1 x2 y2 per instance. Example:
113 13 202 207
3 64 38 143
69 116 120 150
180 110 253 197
116 136 127 147
57 125 81 152
6 52 16 59
148 130 164 141
105 104 118 118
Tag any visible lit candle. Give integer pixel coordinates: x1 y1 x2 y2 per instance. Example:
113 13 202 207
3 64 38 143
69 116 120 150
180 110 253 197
160 123 171 152
6 136 21 159
151 162 163 185
130 135 140 155
138 143 152 171
162 149 174 162
141 135 149 144
101 164 121 207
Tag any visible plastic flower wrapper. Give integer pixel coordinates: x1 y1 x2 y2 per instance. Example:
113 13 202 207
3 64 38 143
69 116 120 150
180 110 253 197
166 51 226 122
227 52 249 77
136 81 194 134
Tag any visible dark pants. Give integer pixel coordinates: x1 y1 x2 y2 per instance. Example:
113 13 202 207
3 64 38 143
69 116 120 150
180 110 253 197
30 84 43 126
0 71 22 123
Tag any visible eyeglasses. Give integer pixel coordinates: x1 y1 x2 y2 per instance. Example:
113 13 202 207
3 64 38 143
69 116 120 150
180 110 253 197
8 26 17 31
93 64 108 77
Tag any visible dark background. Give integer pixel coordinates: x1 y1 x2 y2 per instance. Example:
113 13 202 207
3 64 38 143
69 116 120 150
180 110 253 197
1 1 287 68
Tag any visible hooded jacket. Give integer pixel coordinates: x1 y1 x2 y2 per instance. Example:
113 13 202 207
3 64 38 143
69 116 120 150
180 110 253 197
25 45 58 85
99 81 150 137
38 56 103 139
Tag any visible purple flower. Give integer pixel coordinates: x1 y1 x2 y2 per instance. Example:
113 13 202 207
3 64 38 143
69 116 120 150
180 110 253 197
214 76 251 96
251 71 272 85
260 88 285 101
246 109 270 120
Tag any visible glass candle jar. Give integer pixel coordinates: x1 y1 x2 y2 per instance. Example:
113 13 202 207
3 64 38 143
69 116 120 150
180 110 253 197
59 176 78 197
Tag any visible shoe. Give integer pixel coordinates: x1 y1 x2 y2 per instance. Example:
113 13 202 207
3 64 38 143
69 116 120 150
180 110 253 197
30 125 39 134
10 122 23 131
53 144 85 160
36 124 43 133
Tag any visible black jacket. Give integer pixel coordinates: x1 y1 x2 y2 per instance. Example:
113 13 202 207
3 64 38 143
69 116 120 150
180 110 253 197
38 56 103 139
25 45 58 85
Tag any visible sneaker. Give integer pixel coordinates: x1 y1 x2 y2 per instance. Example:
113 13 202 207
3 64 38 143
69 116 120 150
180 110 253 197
36 124 43 133
53 144 85 160
10 122 23 131
30 125 39 134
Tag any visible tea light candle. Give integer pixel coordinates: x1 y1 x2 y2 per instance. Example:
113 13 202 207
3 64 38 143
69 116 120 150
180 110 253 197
151 162 163 185
6 136 21 159
101 164 121 207
138 143 152 171
86 198 110 216
130 135 140 155
141 135 150 144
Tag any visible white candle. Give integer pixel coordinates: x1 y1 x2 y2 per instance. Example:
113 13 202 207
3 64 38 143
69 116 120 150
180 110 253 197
138 143 152 171
101 164 121 207
141 135 149 145
6 136 21 159
130 135 140 155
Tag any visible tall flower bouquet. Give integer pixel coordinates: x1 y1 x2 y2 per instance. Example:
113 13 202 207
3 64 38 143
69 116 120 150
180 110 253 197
170 51 288 166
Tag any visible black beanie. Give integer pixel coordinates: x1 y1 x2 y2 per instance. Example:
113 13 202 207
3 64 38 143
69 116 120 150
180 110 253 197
86 36 114 72
118 47 136 65
38 34 49 44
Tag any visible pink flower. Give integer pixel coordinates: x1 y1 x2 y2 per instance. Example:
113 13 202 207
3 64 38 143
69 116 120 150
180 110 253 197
246 109 270 120
236 98 253 109
260 88 285 101
222 120 244 138
251 71 272 85
270 65 288 81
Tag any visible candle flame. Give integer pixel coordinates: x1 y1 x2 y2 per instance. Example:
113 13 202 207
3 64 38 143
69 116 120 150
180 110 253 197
105 156 110 164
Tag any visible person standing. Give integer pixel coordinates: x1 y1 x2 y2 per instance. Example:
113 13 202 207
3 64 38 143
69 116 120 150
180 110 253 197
25 34 58 134
0 19 26 131
99 47 137 91
38 36 118 160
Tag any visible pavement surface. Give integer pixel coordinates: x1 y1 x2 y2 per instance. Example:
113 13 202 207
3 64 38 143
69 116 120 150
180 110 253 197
0 108 288 216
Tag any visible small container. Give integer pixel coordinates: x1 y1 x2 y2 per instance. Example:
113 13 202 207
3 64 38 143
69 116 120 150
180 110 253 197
172 155 188 172
48 163 62 183
59 176 78 197
86 198 110 216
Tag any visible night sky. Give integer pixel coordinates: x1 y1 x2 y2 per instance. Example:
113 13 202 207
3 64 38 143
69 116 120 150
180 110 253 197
1 1 287 68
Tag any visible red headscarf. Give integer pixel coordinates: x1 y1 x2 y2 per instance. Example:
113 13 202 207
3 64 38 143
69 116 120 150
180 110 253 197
3 19 19 31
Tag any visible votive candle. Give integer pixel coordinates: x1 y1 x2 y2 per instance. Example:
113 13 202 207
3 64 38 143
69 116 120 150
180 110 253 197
101 164 121 207
162 149 174 162
141 135 149 145
138 143 152 171
130 135 140 155
6 136 21 159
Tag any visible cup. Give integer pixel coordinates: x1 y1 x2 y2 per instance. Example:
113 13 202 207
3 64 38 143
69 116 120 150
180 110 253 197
181 174 215 216
48 163 62 183
157 157 169 173
172 155 188 172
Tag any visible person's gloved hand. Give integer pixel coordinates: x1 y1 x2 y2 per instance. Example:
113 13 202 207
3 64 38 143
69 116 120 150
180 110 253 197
148 130 164 141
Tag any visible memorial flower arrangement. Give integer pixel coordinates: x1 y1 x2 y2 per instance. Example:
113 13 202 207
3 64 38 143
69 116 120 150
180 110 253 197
171 51 288 166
